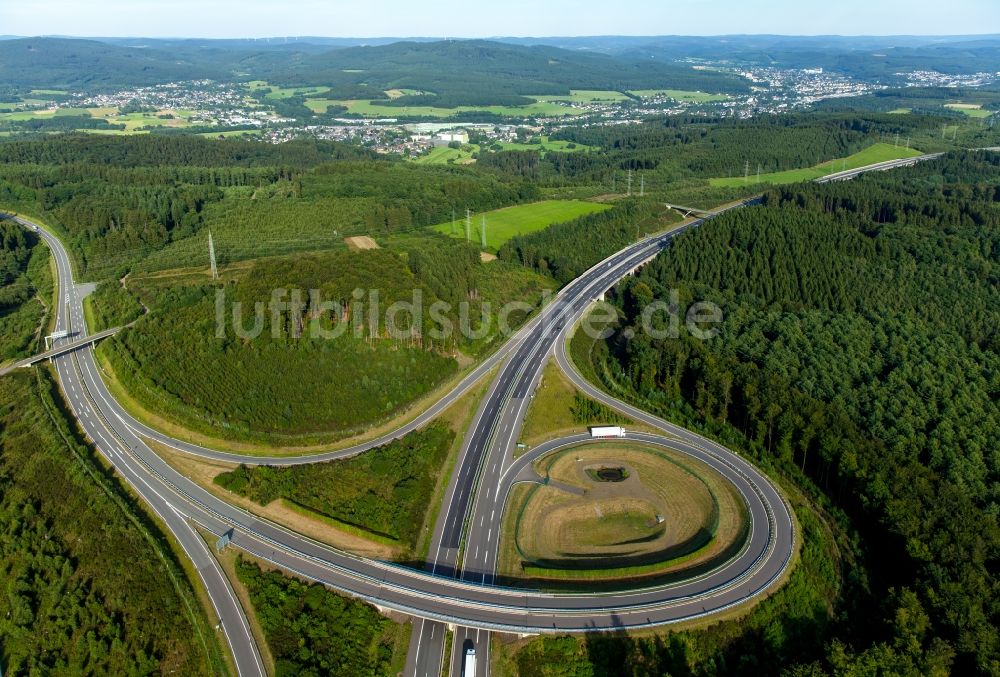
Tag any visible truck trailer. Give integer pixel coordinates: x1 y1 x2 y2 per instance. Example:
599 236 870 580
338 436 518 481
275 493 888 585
589 425 626 439
463 647 476 677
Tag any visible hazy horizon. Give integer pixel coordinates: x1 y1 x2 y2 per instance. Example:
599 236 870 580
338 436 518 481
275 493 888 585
1 0 997 40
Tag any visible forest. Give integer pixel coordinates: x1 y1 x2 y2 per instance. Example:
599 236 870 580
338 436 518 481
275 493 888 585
0 370 227 674
0 37 750 101
567 152 999 675
498 200 679 284
0 217 52 361
235 557 409 676
215 425 454 551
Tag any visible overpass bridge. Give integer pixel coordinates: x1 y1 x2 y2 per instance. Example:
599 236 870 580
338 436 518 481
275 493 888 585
664 202 717 218
0 327 122 376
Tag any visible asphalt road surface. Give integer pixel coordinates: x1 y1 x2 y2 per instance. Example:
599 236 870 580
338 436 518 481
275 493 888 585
10 151 930 674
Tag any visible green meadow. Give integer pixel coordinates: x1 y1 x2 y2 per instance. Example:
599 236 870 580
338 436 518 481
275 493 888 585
709 143 924 187
305 98 588 118
630 89 730 103
431 199 611 250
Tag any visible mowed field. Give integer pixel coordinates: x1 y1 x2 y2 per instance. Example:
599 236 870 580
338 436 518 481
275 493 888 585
412 137 595 165
498 443 749 586
305 98 586 118
945 103 994 118
0 105 196 133
533 90 631 104
430 200 611 250
709 142 924 187
630 89 730 103
412 145 477 164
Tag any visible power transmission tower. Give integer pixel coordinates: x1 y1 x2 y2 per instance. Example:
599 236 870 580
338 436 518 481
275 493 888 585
744 160 750 183
627 169 632 196
639 174 644 197
756 164 761 184
208 231 218 280
894 132 900 147
465 209 471 242
481 215 487 248
905 136 910 149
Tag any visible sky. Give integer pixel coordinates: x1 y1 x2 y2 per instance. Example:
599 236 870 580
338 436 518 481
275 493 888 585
1 0 998 38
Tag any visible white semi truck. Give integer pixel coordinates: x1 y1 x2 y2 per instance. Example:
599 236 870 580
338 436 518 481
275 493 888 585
589 425 626 438
463 646 476 677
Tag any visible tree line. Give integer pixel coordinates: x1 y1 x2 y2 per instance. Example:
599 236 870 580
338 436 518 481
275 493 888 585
583 153 999 674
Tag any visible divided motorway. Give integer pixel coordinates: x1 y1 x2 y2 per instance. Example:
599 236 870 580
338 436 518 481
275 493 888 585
3 174 836 677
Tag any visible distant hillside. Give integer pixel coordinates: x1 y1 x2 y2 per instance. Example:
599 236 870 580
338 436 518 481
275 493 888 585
0 37 750 101
0 38 229 88
516 35 1000 81
254 40 750 104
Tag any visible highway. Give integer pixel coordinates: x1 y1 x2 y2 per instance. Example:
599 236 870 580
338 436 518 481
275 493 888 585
12 216 266 677
10 149 937 674
814 152 943 182
0 325 121 376
14 207 795 675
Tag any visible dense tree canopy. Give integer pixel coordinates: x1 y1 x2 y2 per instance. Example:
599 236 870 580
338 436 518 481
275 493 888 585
584 153 1000 674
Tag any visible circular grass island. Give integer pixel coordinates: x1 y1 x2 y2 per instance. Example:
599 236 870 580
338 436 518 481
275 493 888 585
497 441 751 590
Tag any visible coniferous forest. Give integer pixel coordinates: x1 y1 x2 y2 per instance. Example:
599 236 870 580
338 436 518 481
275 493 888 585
0 94 997 676
556 152 999 675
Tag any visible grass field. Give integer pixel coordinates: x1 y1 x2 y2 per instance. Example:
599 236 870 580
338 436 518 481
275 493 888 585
533 90 630 104
0 105 196 132
413 137 595 165
412 145 478 164
945 103 994 118
518 359 634 450
630 89 729 103
244 80 330 100
431 200 611 250
494 135 597 153
305 98 587 118
709 142 925 187
384 88 429 99
888 108 913 114
498 442 749 586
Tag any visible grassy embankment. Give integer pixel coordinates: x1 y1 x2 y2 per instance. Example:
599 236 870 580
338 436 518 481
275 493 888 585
709 142 924 187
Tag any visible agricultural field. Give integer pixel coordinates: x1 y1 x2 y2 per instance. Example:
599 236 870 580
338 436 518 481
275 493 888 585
498 443 748 587
0 104 196 133
431 199 611 251
412 144 478 164
413 136 595 165
945 102 994 118
533 90 630 104
630 89 730 103
709 142 924 187
304 97 587 118
244 80 330 99
493 135 597 154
